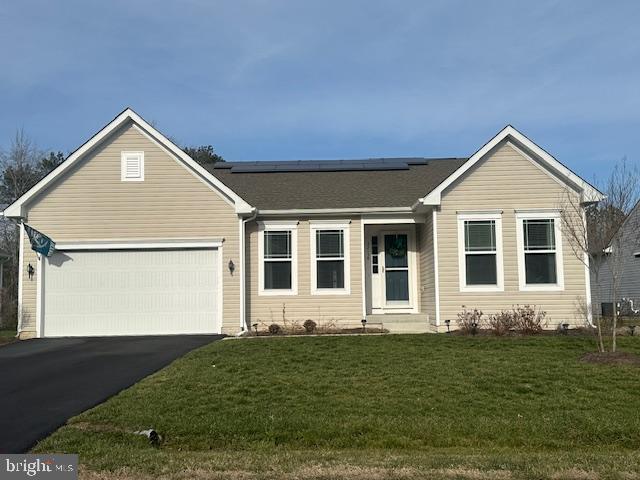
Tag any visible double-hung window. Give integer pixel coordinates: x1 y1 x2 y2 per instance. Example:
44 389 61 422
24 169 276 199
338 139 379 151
516 212 564 290
259 222 298 295
457 213 503 291
310 222 350 294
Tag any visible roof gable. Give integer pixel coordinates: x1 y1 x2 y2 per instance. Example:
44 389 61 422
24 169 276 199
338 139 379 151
420 125 604 206
3 108 253 218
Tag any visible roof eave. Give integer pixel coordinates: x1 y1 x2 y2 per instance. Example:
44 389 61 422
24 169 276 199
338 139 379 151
256 206 414 216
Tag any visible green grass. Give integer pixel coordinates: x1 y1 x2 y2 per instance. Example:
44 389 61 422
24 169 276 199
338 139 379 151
34 334 640 479
0 329 16 344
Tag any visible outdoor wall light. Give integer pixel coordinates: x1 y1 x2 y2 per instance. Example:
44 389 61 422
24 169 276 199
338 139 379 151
445 319 451 333
27 263 34 280
228 259 235 274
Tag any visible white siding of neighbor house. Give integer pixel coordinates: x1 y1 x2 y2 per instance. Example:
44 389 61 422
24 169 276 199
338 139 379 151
19 121 241 336
436 141 588 328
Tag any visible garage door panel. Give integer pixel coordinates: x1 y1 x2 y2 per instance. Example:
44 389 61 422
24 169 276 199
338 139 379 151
43 249 219 337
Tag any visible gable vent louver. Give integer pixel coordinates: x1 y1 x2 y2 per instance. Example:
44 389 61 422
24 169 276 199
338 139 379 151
121 151 144 181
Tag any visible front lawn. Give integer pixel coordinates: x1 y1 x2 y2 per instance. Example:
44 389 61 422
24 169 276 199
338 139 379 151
34 335 640 479
0 329 16 344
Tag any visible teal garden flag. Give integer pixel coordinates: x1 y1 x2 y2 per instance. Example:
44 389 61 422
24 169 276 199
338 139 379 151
24 224 56 257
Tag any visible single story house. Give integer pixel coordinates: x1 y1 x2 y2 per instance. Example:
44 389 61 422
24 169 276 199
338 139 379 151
3 108 603 338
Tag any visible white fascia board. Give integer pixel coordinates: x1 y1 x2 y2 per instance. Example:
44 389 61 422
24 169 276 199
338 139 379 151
3 108 254 218
421 125 605 206
3 108 132 218
421 192 441 206
257 207 413 216
124 110 253 214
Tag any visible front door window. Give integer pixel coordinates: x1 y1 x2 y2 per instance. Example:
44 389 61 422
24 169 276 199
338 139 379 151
384 234 409 302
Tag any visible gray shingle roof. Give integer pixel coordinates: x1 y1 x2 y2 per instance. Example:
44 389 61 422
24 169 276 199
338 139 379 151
206 157 468 210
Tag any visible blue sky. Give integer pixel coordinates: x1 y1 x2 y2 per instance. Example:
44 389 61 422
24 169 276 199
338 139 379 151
1 0 639 182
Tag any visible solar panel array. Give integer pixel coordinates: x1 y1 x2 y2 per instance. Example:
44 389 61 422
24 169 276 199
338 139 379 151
215 158 438 173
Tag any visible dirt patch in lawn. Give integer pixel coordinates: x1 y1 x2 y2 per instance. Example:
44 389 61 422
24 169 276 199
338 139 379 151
581 351 640 367
81 466 514 480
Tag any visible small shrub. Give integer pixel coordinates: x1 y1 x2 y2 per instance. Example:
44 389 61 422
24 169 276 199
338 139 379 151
513 305 546 334
487 310 514 336
316 320 337 334
457 306 483 335
268 323 282 335
303 319 317 334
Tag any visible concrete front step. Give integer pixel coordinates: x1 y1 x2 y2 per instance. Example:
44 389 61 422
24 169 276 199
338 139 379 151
366 314 435 334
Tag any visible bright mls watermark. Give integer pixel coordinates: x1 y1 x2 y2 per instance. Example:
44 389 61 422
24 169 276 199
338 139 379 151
0 455 77 479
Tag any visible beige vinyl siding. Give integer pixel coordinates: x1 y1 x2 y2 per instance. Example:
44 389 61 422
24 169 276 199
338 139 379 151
20 121 241 335
20 233 38 336
437 141 587 327
417 218 436 323
245 217 363 327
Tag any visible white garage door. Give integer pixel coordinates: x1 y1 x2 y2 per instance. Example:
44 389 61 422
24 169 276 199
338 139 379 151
42 248 220 337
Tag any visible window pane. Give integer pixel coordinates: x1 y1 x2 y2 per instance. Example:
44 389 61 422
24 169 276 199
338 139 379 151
385 234 408 268
385 270 409 301
524 219 555 250
264 261 292 289
465 221 495 251
601 302 614 317
465 254 497 285
317 260 344 288
265 231 290 258
525 253 557 284
317 230 343 258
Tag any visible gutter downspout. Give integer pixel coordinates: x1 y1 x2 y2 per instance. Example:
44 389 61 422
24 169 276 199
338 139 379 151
14 218 24 337
239 208 258 333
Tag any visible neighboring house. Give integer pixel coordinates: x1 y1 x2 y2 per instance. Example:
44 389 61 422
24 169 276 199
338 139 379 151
3 108 603 339
591 202 640 316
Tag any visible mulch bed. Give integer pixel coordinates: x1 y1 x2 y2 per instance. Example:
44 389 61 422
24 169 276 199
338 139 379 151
581 351 640 366
252 328 388 337
449 328 591 337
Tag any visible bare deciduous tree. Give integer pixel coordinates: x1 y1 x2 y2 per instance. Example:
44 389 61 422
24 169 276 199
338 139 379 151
0 130 63 328
0 129 43 205
560 158 640 353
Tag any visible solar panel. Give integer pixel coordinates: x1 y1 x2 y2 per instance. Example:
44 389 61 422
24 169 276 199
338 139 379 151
224 158 436 173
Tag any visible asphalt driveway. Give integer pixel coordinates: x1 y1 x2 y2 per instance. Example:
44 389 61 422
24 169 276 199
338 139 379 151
0 335 223 453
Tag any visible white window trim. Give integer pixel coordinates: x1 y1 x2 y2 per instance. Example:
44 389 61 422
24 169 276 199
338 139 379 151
515 211 565 291
310 222 351 295
121 151 144 182
258 221 298 296
457 213 504 292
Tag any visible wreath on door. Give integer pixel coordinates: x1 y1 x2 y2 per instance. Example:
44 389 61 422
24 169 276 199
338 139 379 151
387 235 407 257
